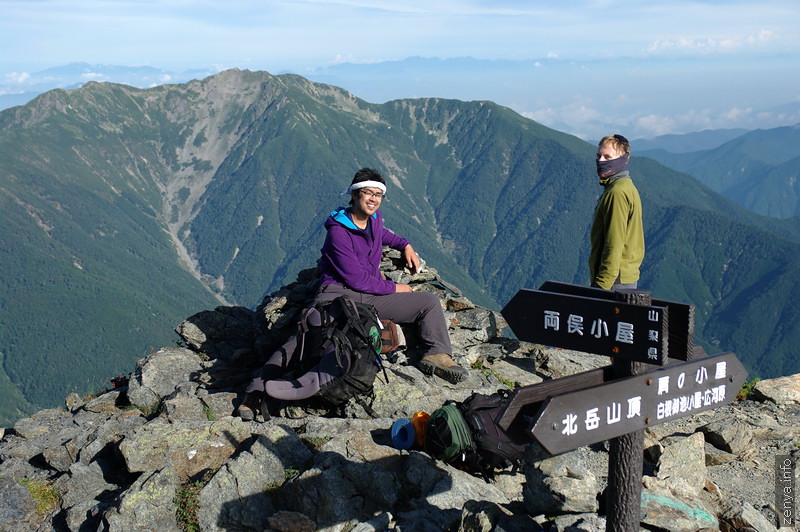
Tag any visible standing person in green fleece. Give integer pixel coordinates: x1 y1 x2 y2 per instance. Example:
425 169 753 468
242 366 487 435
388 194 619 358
589 134 645 291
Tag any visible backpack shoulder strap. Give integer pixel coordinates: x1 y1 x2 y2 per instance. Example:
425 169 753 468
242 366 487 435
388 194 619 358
338 297 371 334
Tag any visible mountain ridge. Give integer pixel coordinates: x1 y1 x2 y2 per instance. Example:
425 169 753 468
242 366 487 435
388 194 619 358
2 68 800 425
639 123 800 218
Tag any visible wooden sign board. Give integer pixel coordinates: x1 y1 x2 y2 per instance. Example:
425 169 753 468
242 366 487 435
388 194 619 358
496 365 615 438
538 281 696 361
529 352 746 455
502 287 669 365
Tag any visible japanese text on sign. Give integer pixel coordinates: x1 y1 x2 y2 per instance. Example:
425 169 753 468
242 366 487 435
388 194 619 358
530 352 746 455
543 308 662 360
500 288 671 365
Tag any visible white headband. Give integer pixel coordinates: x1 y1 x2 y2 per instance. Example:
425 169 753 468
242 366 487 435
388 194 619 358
340 180 387 196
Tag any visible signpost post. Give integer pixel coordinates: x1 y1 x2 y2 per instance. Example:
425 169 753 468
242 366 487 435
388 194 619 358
499 281 747 532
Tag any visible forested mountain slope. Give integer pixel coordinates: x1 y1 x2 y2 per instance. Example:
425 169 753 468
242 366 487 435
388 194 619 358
2 69 799 424
640 124 800 218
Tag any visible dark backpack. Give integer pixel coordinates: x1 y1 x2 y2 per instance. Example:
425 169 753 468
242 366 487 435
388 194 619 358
257 295 386 416
425 390 527 477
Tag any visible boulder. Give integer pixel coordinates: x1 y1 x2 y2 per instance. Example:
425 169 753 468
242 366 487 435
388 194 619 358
753 374 800 405
640 488 719 531
698 418 754 455
127 347 203 412
523 449 599 515
102 467 181 532
118 418 251 480
0 477 37 532
646 432 707 497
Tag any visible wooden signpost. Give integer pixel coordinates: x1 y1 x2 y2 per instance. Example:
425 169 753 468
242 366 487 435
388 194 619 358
530 351 745 455
499 281 747 532
502 287 670 364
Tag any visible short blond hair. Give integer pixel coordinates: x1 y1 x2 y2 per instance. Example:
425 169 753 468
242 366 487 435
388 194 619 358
599 134 631 155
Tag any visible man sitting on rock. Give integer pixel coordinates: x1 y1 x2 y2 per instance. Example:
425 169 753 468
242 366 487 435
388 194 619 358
313 167 468 384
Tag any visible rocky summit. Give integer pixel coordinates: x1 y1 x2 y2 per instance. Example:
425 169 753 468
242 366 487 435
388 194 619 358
0 250 798 531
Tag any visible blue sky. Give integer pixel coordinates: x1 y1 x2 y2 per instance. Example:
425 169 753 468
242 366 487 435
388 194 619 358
2 0 799 139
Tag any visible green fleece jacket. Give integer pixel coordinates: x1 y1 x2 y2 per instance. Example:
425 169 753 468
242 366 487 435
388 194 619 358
589 172 644 290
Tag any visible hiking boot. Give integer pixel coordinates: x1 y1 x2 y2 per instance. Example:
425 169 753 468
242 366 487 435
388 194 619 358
419 353 469 384
236 391 266 421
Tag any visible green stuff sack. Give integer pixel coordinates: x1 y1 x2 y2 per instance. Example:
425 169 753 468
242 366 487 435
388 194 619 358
424 404 474 462
423 391 528 478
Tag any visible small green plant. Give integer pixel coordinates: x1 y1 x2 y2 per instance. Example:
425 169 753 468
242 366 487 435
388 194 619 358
302 436 332 451
470 357 515 389
175 470 216 532
483 367 515 390
175 483 200 532
133 399 163 418
18 479 60 515
202 405 215 421
736 377 761 401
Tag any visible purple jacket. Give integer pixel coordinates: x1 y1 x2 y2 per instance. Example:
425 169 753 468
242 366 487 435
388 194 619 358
318 208 409 295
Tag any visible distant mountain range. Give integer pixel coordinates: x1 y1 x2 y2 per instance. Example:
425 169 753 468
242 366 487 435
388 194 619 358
2 69 800 426
632 129 749 153
640 124 800 218
5 60 800 140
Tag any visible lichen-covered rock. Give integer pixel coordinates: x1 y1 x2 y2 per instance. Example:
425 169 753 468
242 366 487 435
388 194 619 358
197 434 283 532
102 467 181 532
0 477 37 532
647 432 707 497
118 418 250 480
127 347 203 412
698 418 754 455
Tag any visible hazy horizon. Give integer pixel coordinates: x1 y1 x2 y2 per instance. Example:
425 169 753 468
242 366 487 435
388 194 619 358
2 1 799 140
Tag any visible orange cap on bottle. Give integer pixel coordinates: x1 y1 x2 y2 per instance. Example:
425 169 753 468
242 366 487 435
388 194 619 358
411 411 430 448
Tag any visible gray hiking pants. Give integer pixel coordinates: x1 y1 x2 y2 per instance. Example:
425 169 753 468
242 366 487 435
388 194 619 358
244 283 453 395
315 283 453 357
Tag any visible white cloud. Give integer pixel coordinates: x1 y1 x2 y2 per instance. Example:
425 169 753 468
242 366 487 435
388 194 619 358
330 54 388 65
5 71 31 84
635 114 679 138
645 30 777 56
720 107 754 122
80 72 106 80
521 99 800 141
